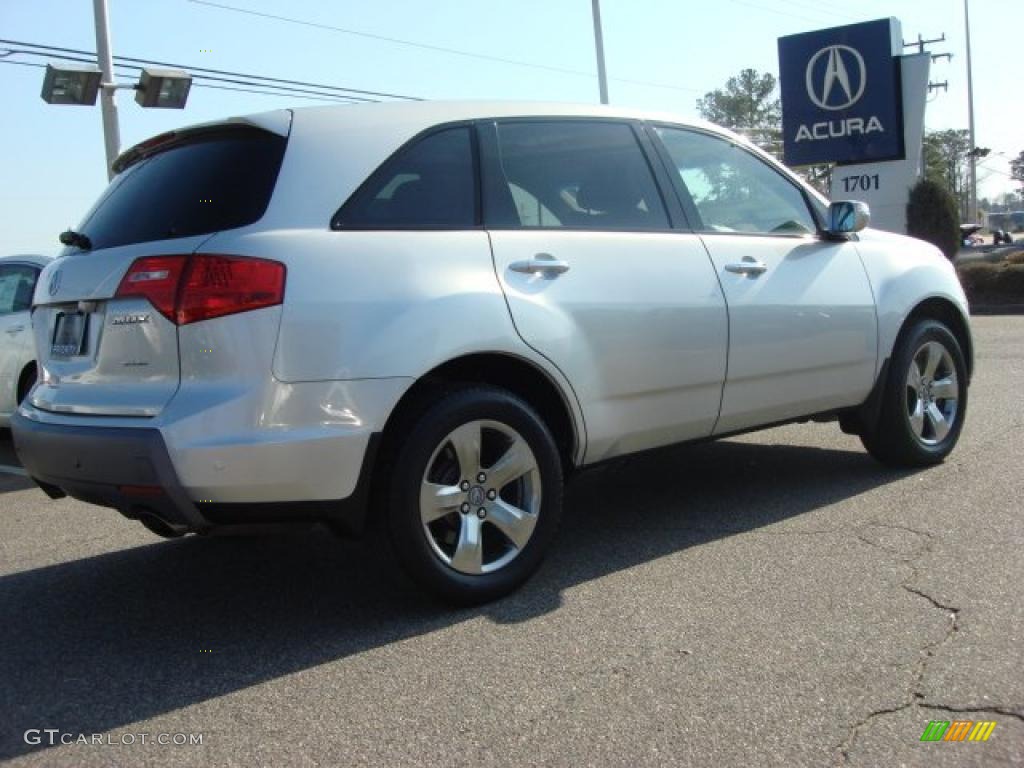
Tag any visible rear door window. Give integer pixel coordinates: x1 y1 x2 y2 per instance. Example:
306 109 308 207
486 121 670 230
333 126 477 229
78 127 287 250
0 265 38 314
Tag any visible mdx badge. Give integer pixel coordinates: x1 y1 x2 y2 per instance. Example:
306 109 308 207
110 313 151 326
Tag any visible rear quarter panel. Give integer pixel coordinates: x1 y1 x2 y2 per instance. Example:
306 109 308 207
199 228 585 449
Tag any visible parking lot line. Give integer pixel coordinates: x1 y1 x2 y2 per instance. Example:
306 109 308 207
0 464 28 477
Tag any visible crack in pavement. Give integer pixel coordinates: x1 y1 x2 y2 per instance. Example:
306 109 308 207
833 520 977 764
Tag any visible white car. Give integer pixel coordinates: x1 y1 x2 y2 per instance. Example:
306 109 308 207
0 254 50 427
12 102 972 603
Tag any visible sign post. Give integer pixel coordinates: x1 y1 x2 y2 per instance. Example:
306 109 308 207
828 53 930 233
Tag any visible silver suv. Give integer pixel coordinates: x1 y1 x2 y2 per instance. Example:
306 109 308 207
13 102 972 603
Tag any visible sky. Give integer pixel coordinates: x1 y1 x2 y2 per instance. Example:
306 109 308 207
1 0 1020 255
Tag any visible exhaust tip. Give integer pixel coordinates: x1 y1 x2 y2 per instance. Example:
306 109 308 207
133 507 187 539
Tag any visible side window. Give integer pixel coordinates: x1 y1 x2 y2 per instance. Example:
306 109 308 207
334 126 476 229
488 121 669 230
654 126 818 235
0 265 38 315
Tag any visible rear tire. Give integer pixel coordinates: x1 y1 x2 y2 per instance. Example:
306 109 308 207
17 364 36 405
860 319 967 467
386 386 563 605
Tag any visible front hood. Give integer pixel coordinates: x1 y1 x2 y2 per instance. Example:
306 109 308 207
856 226 940 254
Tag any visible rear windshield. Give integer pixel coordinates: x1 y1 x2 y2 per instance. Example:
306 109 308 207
78 127 286 250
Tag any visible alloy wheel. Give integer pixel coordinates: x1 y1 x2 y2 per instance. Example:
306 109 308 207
905 340 959 446
419 419 541 575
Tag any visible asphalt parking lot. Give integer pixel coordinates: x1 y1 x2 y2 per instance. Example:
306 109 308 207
1 316 1021 767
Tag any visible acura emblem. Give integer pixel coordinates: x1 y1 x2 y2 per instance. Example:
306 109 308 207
48 268 62 297
805 45 867 111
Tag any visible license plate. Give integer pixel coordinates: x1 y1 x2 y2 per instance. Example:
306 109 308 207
51 312 88 357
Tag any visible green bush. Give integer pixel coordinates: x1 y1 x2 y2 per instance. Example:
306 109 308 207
906 178 960 260
957 261 1024 304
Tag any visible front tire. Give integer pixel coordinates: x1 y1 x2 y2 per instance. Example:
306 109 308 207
386 387 563 605
861 319 967 467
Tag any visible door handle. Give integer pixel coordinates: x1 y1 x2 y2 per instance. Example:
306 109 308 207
509 253 571 277
5 325 24 334
724 257 768 277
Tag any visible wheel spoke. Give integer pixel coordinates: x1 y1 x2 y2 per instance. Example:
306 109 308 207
909 398 925 437
923 342 943 380
907 360 923 390
447 422 481 481
450 515 484 574
926 402 950 441
487 499 536 550
420 482 464 523
486 437 537 490
931 376 958 401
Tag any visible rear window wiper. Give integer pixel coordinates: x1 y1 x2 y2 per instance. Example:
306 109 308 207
59 229 92 251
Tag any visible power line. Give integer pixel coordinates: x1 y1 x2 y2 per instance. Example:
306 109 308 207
0 59 46 70
723 0 835 25
976 162 1016 180
1 48 369 102
0 38 419 101
191 82 359 103
186 0 703 94
772 0 859 22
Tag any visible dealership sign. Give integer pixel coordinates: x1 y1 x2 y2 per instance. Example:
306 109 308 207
779 18 904 166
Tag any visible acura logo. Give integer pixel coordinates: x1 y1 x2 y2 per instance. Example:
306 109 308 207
48 268 62 297
805 45 866 111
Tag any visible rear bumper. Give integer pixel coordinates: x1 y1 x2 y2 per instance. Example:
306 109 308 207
10 410 381 535
10 412 206 533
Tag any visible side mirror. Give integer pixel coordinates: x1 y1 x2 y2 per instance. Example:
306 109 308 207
827 201 870 235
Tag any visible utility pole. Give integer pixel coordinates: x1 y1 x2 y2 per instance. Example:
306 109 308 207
904 32 946 55
93 0 120 180
591 0 609 105
963 0 978 224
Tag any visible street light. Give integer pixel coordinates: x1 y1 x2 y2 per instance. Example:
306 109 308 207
40 63 101 105
41 65 192 110
39 0 194 180
135 68 192 109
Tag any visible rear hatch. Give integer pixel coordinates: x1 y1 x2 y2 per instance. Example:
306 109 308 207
31 116 289 417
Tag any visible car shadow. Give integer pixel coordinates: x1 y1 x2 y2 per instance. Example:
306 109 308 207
0 475 33 494
0 436 916 759
0 428 32 494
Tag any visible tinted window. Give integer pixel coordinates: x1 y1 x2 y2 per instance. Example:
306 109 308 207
79 128 286 250
488 121 669 230
0 265 38 315
334 127 476 229
655 127 817 235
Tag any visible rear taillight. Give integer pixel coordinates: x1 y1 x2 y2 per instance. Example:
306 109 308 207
114 255 187 322
115 254 285 325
